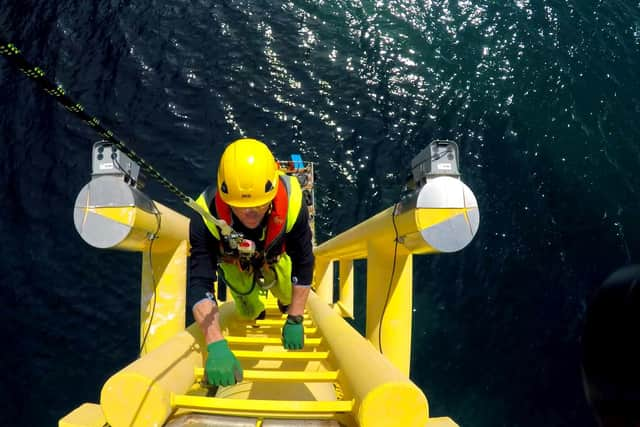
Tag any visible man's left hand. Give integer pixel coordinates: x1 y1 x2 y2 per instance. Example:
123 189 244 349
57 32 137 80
282 316 304 350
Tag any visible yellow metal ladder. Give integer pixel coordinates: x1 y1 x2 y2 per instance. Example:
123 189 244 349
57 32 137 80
168 302 354 425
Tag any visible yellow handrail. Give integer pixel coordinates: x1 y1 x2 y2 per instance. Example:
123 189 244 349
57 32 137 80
314 176 479 375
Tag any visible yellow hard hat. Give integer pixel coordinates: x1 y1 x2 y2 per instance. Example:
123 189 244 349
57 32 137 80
217 138 279 207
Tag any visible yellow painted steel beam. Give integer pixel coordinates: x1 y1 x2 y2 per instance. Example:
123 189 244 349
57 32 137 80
306 291 429 427
100 323 204 427
314 257 334 303
171 394 354 414
334 301 353 319
140 239 188 354
394 207 474 255
80 201 188 253
77 198 190 354
226 336 322 346
365 242 413 375
77 206 154 252
89 206 157 250
194 368 339 382
58 403 106 427
99 302 250 427
338 259 354 319
314 206 393 260
233 350 329 360
312 177 479 382
426 417 459 426
314 176 479 260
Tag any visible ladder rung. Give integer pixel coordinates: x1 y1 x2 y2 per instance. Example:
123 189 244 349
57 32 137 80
254 319 313 326
226 336 322 346
263 307 309 315
247 325 318 334
234 350 329 360
172 394 354 415
195 368 339 382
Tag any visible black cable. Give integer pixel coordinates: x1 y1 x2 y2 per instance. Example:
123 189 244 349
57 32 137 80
0 39 192 205
378 145 455 354
110 147 134 183
379 203 400 355
431 149 453 162
110 140 161 354
139 206 162 354
113 147 164 354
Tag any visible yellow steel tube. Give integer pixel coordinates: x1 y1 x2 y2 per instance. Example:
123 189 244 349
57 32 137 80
336 259 354 319
100 302 240 427
100 323 204 427
426 418 460 426
314 206 437 261
140 239 188 354
365 242 413 375
84 206 157 252
306 292 428 427
58 403 106 427
314 207 394 260
315 177 479 260
149 201 190 251
314 257 334 304
85 201 188 253
137 202 189 353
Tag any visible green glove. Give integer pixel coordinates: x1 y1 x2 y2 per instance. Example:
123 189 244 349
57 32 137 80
205 340 243 386
282 317 304 350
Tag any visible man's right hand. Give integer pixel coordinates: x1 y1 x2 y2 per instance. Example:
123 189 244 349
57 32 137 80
205 339 243 386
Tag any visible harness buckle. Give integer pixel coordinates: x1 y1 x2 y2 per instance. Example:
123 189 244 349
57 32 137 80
256 276 276 290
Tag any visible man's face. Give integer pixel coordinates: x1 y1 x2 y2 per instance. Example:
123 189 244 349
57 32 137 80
231 202 271 229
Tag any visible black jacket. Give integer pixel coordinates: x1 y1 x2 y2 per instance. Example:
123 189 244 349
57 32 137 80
188 203 315 308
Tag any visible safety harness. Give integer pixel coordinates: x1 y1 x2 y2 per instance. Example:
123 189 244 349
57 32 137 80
195 172 303 273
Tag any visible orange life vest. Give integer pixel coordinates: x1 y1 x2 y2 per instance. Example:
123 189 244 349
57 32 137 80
212 174 291 266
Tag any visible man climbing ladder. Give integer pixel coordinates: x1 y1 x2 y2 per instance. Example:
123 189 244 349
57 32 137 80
189 138 315 386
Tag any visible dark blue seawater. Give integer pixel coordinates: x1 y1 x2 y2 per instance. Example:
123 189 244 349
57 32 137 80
1 1 640 425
